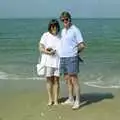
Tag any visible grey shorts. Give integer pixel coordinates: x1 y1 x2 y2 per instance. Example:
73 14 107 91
60 56 79 74
46 67 60 77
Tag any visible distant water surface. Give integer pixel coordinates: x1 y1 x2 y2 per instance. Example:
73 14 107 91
0 18 120 88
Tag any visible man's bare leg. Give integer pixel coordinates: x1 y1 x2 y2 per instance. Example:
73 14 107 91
71 74 80 109
62 74 74 105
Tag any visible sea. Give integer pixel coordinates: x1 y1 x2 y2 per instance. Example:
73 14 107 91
0 18 120 89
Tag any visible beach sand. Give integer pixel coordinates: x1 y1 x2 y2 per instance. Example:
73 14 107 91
0 80 120 120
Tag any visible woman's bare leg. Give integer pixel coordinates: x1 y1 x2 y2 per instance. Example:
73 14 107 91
46 77 53 105
53 76 59 105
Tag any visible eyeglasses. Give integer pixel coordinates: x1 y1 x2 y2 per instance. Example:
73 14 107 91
61 18 69 22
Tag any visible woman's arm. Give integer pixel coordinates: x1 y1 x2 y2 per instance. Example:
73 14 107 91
39 43 55 55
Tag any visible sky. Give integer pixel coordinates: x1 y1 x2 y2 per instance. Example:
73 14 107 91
0 0 120 18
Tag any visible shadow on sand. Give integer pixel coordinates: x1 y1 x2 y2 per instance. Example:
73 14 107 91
59 92 114 108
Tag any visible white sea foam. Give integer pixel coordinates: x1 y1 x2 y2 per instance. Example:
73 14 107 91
1 71 120 89
83 74 120 89
0 71 8 80
0 71 45 80
0 76 45 80
84 80 120 89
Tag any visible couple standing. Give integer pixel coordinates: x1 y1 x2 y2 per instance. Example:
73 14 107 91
39 11 85 110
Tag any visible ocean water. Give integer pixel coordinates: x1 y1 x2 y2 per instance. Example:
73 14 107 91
0 18 120 89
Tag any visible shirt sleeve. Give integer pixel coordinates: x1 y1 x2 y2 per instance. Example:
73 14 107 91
74 27 84 44
40 33 46 46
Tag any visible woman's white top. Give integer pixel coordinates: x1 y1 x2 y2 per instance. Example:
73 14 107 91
40 32 60 68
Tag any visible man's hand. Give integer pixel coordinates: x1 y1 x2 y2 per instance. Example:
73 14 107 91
78 42 86 53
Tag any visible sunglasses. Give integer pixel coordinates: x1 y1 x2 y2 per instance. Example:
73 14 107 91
61 18 69 22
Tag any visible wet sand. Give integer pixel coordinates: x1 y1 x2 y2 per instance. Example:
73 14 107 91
0 80 120 120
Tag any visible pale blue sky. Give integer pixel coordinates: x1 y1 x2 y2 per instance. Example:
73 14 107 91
0 0 120 18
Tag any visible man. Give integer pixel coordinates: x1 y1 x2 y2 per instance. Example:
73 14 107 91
59 11 85 109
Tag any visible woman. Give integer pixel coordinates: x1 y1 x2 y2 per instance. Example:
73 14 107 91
39 19 60 105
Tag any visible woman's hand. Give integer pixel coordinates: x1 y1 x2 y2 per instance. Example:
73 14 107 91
45 48 56 55
39 44 56 55
46 48 53 52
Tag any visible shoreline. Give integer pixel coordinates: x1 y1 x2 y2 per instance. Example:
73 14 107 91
0 79 119 93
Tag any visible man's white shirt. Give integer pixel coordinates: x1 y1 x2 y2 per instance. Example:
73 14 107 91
59 25 84 57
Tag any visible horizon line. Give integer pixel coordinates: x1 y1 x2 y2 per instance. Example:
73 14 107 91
0 17 120 19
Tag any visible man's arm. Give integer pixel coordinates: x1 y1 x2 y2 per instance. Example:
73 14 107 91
77 42 86 63
77 42 86 53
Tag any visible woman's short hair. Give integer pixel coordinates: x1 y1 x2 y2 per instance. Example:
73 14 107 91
48 19 60 34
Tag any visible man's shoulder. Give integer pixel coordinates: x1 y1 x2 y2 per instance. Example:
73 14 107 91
71 25 79 30
71 25 82 35
61 28 65 32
